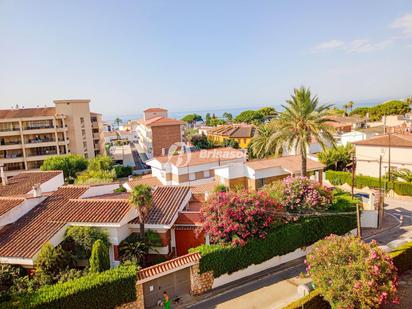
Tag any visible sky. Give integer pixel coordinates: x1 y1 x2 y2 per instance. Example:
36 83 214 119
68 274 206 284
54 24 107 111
1 1 412 118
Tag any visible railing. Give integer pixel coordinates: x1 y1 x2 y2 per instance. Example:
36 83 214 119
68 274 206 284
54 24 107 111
26 138 55 144
23 125 54 130
4 164 25 171
1 141 22 146
2 153 23 159
27 151 58 157
0 127 20 132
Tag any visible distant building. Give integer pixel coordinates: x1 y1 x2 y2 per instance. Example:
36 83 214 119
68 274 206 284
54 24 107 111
135 108 185 158
354 133 412 178
207 124 256 148
0 100 104 177
339 126 384 146
325 116 366 134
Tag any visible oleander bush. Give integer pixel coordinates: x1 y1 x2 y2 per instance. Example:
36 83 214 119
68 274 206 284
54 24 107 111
5 265 137 309
191 214 356 278
306 235 399 308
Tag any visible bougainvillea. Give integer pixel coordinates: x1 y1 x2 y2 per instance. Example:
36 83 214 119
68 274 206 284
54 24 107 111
306 235 399 308
199 190 284 246
282 176 332 212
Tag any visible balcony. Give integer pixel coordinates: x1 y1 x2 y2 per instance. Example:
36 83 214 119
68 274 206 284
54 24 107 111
93 133 101 139
26 152 58 161
0 156 24 164
92 122 99 129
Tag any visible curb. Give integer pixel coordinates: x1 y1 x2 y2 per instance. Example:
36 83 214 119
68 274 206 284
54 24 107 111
362 213 401 241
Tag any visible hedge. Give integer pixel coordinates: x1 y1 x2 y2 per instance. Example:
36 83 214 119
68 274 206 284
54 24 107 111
325 170 412 196
282 240 412 309
5 265 137 309
192 214 356 278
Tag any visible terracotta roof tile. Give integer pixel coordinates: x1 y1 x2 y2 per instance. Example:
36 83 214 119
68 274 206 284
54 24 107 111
138 117 184 127
246 155 324 173
150 147 245 167
130 186 191 226
0 186 88 259
137 252 201 282
0 198 25 217
0 171 62 197
49 199 132 224
144 108 168 112
0 107 57 119
209 124 255 138
127 175 163 188
353 134 412 147
175 212 201 226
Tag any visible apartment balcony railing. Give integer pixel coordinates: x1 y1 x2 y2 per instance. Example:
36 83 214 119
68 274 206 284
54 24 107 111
23 125 54 130
26 138 56 144
1 141 21 146
4 164 25 171
27 151 58 157
0 127 20 132
1 153 23 159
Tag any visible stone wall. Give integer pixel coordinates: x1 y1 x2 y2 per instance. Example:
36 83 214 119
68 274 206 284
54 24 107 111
190 263 214 295
116 283 144 309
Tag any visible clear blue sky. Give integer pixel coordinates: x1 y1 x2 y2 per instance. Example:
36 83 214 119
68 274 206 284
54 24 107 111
1 0 412 118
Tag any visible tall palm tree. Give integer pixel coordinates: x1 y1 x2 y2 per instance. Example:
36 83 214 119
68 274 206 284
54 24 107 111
114 117 122 129
343 104 349 115
347 101 354 113
269 87 336 176
129 184 153 239
249 121 282 159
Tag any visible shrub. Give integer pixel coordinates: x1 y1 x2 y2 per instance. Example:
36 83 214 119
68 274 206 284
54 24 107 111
8 265 137 309
199 190 284 246
35 244 76 285
40 154 88 180
0 265 23 292
114 165 133 178
89 240 110 273
213 184 228 193
87 155 114 172
306 235 399 308
329 189 359 212
57 269 87 284
192 214 356 277
76 169 116 185
282 176 333 212
64 226 109 259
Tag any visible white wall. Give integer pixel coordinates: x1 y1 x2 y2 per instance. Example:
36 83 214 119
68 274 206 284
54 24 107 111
340 131 366 146
0 196 45 226
80 183 120 198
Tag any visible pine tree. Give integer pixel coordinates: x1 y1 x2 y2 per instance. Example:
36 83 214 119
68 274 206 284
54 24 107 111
89 240 110 273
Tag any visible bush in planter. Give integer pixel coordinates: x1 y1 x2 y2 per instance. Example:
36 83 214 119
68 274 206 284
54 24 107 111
306 235 399 308
199 190 284 246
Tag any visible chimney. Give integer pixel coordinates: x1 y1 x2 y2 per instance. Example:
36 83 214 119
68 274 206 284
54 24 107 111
161 148 166 156
0 164 7 186
32 184 42 197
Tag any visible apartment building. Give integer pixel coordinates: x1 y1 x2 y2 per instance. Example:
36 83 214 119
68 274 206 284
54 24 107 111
207 124 256 148
135 108 185 159
0 100 104 177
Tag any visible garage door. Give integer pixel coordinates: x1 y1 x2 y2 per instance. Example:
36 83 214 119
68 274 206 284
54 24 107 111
143 267 191 308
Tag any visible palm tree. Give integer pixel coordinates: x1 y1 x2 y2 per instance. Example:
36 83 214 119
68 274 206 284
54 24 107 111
347 101 354 113
268 86 336 176
249 121 282 159
343 104 349 115
129 184 153 239
119 240 149 265
114 117 122 129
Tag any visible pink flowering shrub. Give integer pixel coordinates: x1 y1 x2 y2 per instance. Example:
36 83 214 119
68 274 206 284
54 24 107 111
199 190 284 246
282 176 332 212
306 235 399 308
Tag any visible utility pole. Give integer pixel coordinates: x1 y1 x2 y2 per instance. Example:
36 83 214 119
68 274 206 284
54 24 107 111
378 155 383 229
352 154 361 238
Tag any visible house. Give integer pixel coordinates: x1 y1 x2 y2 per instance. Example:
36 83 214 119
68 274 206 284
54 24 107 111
339 126 385 146
206 124 256 148
143 147 246 186
0 170 206 268
326 115 366 132
214 155 324 190
0 100 105 178
353 133 412 178
104 130 139 145
134 108 185 159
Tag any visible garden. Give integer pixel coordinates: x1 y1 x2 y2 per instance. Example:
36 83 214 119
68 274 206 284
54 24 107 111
190 176 359 278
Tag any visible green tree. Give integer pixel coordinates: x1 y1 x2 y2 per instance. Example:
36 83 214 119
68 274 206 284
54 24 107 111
181 113 202 126
35 243 75 284
64 227 109 259
249 121 282 159
119 239 149 265
222 112 233 121
88 155 114 172
129 184 153 239
351 100 411 121
257 106 277 119
209 118 226 126
114 117 122 129
391 168 412 182
347 101 354 112
41 154 88 181
318 144 354 171
269 86 336 176
89 240 110 273
190 133 213 149
205 113 211 126
222 139 239 149
234 110 264 124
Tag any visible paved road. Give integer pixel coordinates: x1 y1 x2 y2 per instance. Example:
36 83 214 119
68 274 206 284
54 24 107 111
187 197 412 309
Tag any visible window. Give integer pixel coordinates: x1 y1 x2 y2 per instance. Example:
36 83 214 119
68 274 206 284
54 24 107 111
189 173 196 181
83 141 87 149
204 170 210 178
256 178 265 188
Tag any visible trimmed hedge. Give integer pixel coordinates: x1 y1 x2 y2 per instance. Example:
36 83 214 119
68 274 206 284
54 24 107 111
192 215 356 278
282 240 412 309
325 170 412 196
6 265 137 309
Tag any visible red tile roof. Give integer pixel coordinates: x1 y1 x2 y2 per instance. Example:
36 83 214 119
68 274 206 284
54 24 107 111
130 186 191 226
127 175 163 188
49 199 132 224
175 212 201 226
0 171 62 197
246 155 324 173
190 181 217 194
0 198 25 217
0 186 88 259
137 252 201 282
150 147 245 167
353 134 412 147
144 108 168 112
138 117 184 127
0 107 57 119
209 124 256 138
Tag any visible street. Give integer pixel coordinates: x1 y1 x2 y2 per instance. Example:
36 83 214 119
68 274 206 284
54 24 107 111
187 197 412 309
